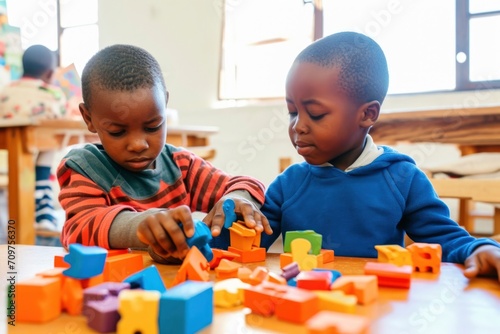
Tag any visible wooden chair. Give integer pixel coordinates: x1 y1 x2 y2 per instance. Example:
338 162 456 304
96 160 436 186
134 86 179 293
429 178 500 236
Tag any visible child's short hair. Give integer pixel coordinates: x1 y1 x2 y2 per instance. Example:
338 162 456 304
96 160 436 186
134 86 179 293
295 31 389 104
81 44 167 108
22 45 56 78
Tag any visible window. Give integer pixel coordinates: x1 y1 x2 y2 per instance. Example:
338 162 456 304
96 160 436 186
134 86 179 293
5 0 98 75
220 0 500 99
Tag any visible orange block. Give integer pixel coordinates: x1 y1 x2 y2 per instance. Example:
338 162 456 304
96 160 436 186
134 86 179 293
242 266 268 286
228 246 266 263
16 277 61 323
280 253 294 269
103 253 144 282
229 222 258 251
364 262 412 289
320 249 334 264
214 259 242 279
37 267 66 283
331 275 378 305
406 243 442 274
61 277 84 315
314 290 357 313
375 244 413 266
107 249 130 257
208 248 240 269
171 246 210 287
266 272 287 285
54 255 70 268
306 310 369 334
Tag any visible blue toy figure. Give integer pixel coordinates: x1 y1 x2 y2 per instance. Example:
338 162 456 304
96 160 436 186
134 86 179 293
222 198 237 229
182 219 213 262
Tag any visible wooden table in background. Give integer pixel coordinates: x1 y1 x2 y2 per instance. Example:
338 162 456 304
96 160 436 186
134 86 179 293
2 245 500 334
0 120 218 245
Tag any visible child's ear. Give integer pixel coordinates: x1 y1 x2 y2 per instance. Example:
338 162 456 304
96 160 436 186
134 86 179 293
359 101 380 128
79 103 97 133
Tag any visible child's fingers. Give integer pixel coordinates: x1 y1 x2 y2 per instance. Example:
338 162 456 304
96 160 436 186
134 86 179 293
463 256 480 279
170 205 196 238
206 204 225 237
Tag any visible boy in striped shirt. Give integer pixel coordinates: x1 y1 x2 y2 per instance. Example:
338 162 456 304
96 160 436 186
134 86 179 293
57 44 271 263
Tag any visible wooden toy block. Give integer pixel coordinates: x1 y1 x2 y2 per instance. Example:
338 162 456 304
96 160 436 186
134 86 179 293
103 253 144 282
208 248 240 269
183 219 213 262
306 310 370 334
375 244 413 266
314 290 357 313
291 238 320 270
284 230 322 255
16 276 61 323
406 242 442 274
266 271 287 285
159 281 213 334
171 245 210 287
297 270 333 291
228 246 266 263
320 249 335 263
124 265 166 292
118 289 161 334
63 243 108 279
213 278 250 308
229 222 260 251
222 197 237 228
244 281 319 323
214 258 242 279
331 275 378 305
281 261 300 280
86 296 120 333
54 254 70 268
364 262 412 289
83 282 131 316
61 276 84 315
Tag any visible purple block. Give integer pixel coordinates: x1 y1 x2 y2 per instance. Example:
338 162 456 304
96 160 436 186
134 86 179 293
86 296 120 333
83 282 130 316
281 262 300 281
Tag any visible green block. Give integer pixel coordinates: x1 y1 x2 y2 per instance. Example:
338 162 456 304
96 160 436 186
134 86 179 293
283 230 322 255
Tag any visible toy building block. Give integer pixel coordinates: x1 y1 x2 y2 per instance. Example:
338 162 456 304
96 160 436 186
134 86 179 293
320 249 335 264
237 267 253 282
54 255 70 268
406 242 442 274
124 265 166 292
243 281 319 323
214 258 242 279
297 270 333 291
83 282 131 316
266 271 287 285
171 245 210 287
16 276 61 323
283 249 324 271
229 222 261 251
281 261 301 281
314 290 357 313
63 243 108 279
312 268 342 284
213 278 250 308
61 276 84 315
284 230 322 255
208 248 240 269
222 198 238 228
364 262 412 289
291 238 320 270
118 289 161 334
242 266 269 286
227 245 266 263
306 310 370 334
375 244 413 267
107 249 130 257
80 274 105 289
159 281 213 334
103 253 144 282
86 296 120 333
182 219 213 262
330 275 378 305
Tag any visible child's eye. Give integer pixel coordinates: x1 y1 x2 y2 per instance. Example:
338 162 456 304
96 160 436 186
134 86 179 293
108 130 125 137
310 114 325 121
145 125 162 133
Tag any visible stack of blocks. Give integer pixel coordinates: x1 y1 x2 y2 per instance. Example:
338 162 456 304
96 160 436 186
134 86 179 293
14 198 444 334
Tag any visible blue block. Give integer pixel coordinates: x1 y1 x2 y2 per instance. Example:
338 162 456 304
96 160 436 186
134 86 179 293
312 268 342 283
182 219 213 262
159 281 213 334
222 198 237 229
124 265 166 293
63 243 107 279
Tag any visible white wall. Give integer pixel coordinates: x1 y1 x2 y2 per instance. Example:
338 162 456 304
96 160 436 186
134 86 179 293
99 0 500 187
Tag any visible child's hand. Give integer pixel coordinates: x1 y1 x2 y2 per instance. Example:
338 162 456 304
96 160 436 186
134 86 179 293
203 196 272 237
136 205 195 260
463 245 500 282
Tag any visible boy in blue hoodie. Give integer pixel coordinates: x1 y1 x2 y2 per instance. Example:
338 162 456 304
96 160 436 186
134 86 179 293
258 31 500 281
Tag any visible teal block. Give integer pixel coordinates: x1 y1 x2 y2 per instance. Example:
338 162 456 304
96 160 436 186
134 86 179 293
124 265 166 292
63 243 107 279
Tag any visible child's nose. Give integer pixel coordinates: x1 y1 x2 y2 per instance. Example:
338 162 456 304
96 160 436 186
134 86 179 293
292 115 308 134
127 137 149 152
